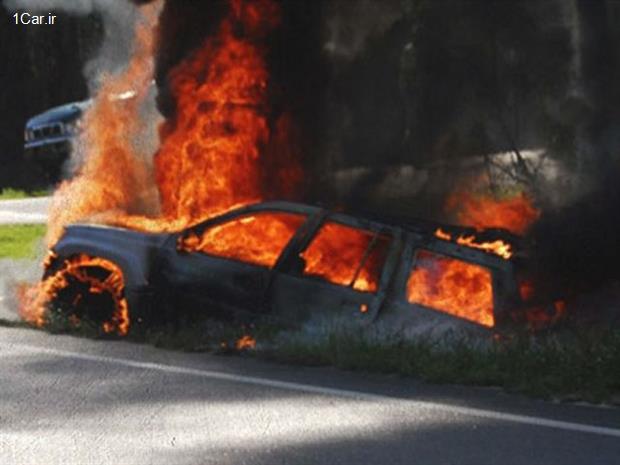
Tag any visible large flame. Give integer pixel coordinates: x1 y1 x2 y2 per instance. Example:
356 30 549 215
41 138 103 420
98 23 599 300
47 0 300 247
45 3 161 248
154 0 300 224
22 0 304 334
406 250 494 327
21 3 161 332
445 191 540 235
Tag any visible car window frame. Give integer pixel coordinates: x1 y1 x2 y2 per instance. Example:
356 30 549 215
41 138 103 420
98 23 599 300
176 207 314 270
396 232 507 323
287 213 398 295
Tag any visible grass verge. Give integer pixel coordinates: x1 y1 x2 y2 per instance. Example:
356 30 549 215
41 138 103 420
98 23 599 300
0 224 46 258
0 188 49 200
266 328 620 404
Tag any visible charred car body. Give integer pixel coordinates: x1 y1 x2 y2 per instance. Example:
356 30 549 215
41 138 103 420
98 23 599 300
42 201 537 336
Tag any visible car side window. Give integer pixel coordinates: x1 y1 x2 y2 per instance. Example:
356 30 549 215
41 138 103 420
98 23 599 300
299 221 391 293
406 249 494 327
179 211 307 268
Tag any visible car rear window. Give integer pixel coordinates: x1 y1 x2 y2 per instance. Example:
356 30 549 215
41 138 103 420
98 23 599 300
299 221 391 293
406 249 494 327
180 211 307 268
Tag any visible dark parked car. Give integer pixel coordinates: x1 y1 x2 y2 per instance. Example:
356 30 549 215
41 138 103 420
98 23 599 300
24 89 143 182
43 201 530 336
24 100 91 180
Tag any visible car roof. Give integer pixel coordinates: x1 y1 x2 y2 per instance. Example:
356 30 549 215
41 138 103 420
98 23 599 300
200 200 404 235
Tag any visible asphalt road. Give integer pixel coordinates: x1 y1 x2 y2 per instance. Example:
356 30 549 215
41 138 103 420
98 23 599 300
1 326 619 465
0 196 49 224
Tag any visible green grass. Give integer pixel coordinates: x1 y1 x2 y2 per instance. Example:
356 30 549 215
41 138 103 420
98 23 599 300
267 328 620 403
0 224 46 258
0 188 49 200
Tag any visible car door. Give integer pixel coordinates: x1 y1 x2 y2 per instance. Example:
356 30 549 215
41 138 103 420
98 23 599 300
379 232 513 332
270 216 403 324
167 209 309 315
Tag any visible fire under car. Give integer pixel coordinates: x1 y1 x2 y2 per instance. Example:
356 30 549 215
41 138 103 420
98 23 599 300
39 201 537 336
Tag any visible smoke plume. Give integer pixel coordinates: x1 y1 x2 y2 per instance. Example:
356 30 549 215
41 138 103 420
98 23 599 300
323 0 402 60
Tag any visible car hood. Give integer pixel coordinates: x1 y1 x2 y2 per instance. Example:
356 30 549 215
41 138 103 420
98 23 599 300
61 223 170 248
26 100 92 128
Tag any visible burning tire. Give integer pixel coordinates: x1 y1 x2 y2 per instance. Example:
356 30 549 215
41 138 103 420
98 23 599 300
43 255 130 336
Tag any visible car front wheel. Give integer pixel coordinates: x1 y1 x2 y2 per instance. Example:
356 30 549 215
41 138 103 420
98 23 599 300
43 254 130 336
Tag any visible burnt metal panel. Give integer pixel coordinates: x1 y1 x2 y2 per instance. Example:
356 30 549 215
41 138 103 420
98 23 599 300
270 272 377 325
53 224 168 288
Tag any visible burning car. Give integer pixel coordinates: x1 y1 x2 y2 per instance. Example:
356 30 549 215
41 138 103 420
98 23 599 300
32 200 535 336
20 1 558 338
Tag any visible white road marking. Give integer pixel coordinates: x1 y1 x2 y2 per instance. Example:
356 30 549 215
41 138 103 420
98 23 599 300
6 342 620 438
0 212 47 224
0 196 50 225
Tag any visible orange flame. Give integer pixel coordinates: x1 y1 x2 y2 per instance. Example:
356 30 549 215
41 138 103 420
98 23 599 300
407 250 494 327
435 228 451 241
154 0 299 224
22 0 303 334
518 280 567 329
445 191 540 235
46 0 299 246
20 3 160 334
45 3 161 248
523 300 567 330
178 212 306 268
235 334 257 350
434 228 513 260
300 224 390 293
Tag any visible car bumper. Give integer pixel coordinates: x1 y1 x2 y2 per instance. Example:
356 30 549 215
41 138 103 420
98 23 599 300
24 138 73 165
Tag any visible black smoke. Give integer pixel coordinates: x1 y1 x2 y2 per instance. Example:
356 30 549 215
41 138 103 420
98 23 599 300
526 0 620 300
528 165 620 300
